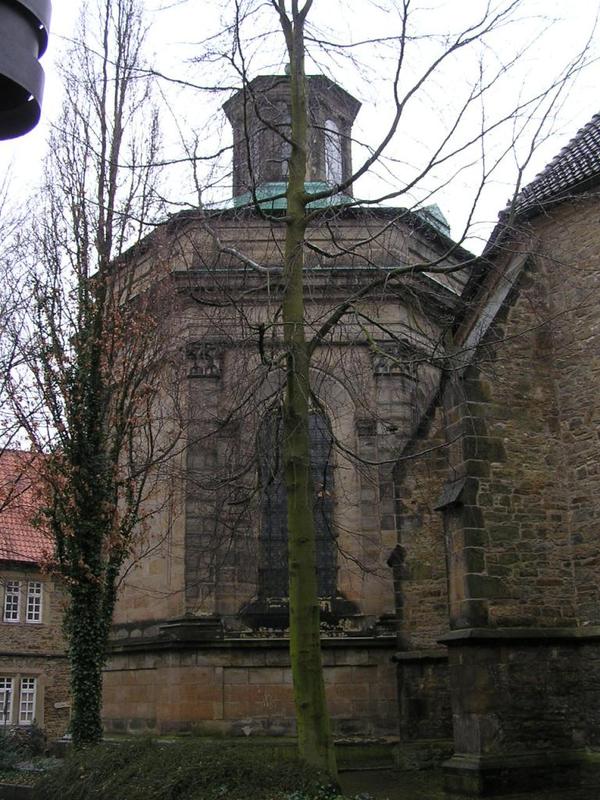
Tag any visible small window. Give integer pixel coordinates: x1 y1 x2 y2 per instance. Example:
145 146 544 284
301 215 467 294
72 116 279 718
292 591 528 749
324 119 343 185
249 128 261 185
19 678 36 725
280 113 292 178
26 582 42 623
0 677 13 724
3 581 20 622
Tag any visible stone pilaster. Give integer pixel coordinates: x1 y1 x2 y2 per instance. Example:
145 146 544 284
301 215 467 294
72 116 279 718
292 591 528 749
185 342 223 614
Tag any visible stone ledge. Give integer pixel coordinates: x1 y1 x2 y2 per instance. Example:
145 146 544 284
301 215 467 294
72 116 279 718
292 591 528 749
445 749 587 771
392 649 448 662
438 626 600 646
443 749 598 797
159 616 223 642
108 634 397 655
0 651 68 659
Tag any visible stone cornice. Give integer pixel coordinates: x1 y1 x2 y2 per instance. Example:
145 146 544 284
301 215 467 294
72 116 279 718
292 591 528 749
438 626 600 645
392 648 448 662
107 634 396 656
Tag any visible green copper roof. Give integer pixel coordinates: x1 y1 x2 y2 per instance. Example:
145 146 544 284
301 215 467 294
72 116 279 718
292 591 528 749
415 203 451 236
231 181 354 210
226 181 454 241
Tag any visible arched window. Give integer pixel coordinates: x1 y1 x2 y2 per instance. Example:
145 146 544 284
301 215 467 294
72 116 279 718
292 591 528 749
324 118 343 185
258 410 336 599
247 126 261 186
280 112 292 179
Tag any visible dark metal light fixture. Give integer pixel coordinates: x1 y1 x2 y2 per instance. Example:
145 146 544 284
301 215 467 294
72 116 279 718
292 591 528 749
0 0 51 140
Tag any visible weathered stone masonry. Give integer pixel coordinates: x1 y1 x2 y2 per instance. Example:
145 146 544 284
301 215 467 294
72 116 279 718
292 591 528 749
104 621 396 737
393 124 600 796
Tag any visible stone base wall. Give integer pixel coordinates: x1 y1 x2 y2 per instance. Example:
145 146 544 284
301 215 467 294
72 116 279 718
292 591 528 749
103 636 397 738
393 649 453 769
440 628 600 797
395 650 451 739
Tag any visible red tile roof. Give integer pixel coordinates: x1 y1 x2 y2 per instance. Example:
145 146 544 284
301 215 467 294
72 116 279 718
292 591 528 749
0 450 51 565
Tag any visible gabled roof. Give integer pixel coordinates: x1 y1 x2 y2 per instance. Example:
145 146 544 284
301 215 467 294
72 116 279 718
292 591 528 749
0 450 50 565
482 112 600 259
511 113 600 217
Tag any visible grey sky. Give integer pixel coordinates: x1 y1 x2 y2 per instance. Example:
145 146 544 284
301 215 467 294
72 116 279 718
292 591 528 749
3 0 600 253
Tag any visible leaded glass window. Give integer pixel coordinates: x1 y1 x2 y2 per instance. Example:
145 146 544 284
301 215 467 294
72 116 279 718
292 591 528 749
258 411 336 599
324 119 343 185
280 113 292 178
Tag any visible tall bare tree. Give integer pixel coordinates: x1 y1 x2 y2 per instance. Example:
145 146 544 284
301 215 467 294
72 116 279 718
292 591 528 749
7 0 184 747
0 177 27 456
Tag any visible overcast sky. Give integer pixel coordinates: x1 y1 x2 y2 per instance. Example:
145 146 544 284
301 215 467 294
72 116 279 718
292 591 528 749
3 0 600 253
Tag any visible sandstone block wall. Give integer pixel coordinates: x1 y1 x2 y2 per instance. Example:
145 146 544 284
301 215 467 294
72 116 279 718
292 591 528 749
443 631 600 758
533 199 600 624
393 195 600 794
103 638 397 737
393 404 451 649
399 251 583 631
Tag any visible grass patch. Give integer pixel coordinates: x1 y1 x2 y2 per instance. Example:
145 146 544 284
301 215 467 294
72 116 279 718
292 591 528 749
32 740 368 800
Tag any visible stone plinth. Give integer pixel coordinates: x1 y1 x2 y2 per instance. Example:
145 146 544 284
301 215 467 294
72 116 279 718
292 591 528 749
440 627 600 797
103 630 397 738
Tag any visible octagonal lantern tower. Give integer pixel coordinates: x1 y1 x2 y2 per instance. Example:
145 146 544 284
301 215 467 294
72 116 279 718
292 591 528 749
222 74 361 204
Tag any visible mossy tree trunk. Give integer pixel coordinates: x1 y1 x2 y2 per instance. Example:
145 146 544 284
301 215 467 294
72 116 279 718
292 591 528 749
55 282 120 746
274 0 337 779
62 319 110 746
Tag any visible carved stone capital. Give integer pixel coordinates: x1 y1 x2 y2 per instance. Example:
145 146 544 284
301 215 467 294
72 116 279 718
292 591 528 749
187 342 222 378
372 341 416 377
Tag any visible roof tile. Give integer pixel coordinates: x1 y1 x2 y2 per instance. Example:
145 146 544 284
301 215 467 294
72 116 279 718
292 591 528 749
0 450 50 565
512 112 600 216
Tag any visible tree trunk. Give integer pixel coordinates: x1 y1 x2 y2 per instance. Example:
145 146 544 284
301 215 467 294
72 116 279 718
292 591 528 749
282 2 337 779
68 584 105 745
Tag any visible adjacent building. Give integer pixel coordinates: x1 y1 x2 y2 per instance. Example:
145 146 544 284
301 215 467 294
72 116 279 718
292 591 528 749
392 113 600 796
0 450 70 738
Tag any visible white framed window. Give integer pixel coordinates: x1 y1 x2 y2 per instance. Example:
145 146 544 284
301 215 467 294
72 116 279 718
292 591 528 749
18 677 36 725
0 676 38 726
3 580 21 622
26 582 43 623
0 677 13 723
